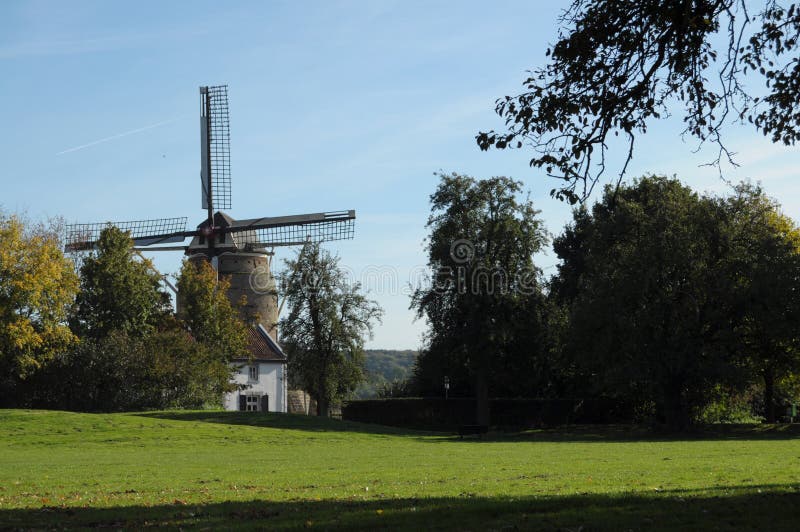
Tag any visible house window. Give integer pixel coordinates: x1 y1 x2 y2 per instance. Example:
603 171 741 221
246 394 259 412
249 365 259 381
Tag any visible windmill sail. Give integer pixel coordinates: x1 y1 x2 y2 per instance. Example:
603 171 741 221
225 211 355 248
200 85 231 211
65 217 189 251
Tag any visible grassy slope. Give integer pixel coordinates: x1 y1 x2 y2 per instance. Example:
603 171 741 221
1 410 799 530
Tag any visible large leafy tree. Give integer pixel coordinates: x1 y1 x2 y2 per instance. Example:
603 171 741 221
71 226 171 339
725 183 800 421
175 258 249 360
478 0 800 203
411 172 549 425
280 243 383 417
555 176 736 428
0 214 78 403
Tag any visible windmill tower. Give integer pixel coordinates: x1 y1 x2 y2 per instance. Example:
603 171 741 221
66 85 355 340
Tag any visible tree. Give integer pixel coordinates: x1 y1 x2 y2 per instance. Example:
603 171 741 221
280 243 383 417
142 324 235 409
31 323 234 411
0 214 78 403
477 1 800 203
724 183 800 421
175 258 249 360
411 172 549 425
71 226 171 339
555 175 736 428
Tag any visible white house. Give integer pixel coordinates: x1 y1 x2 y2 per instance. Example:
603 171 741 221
223 324 288 412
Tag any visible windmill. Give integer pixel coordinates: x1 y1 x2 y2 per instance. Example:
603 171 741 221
66 85 355 340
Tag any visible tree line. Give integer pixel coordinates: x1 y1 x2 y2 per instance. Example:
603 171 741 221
0 218 382 414
407 172 800 429
458 0 800 428
0 223 248 411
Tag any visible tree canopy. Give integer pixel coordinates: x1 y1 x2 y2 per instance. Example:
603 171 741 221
32 325 233 412
71 226 171 339
724 183 800 421
477 0 800 203
0 214 77 401
556 176 737 428
411 172 550 424
280 243 383 417
553 175 800 427
176 258 249 360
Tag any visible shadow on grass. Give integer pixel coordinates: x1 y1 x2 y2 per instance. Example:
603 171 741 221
2 486 798 530
135 411 800 443
444 423 800 444
134 411 441 437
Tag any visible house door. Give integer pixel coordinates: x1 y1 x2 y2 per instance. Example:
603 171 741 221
261 394 269 412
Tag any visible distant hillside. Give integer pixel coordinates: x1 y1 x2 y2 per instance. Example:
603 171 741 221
354 350 418 399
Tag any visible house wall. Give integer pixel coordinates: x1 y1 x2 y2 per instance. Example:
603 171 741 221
223 361 286 412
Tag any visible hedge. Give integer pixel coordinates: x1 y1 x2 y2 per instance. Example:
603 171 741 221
341 397 632 430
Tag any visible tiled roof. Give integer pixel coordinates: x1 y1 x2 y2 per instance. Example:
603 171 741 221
242 324 287 362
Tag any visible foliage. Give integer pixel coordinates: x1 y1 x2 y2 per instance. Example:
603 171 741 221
477 0 800 202
777 370 800 407
280 243 383 416
555 176 737 428
376 378 415 399
411 172 550 423
175 258 249 359
549 177 800 425
365 350 418 382
140 325 235 408
1 410 800 529
0 214 78 403
353 350 418 399
697 385 764 424
71 226 171 340
24 229 242 412
28 322 234 411
723 183 800 421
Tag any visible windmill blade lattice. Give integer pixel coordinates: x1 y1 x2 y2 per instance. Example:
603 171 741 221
65 217 188 251
200 85 231 211
227 211 355 248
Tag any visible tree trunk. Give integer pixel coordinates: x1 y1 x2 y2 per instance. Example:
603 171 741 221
317 395 329 417
475 370 490 426
662 378 690 431
470 304 490 427
763 366 776 423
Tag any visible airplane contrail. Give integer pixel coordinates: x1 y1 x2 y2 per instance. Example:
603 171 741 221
55 117 182 155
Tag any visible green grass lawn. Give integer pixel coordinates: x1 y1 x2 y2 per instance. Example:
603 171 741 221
1 410 799 530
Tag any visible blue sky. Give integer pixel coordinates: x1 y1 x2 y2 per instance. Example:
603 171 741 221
3 1 800 349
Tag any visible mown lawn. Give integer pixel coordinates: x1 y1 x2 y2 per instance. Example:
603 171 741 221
0 409 798 530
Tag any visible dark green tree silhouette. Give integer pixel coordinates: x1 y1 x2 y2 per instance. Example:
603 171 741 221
412 172 549 425
555 176 736 428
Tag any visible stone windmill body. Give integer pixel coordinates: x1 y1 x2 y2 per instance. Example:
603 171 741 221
66 85 355 341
